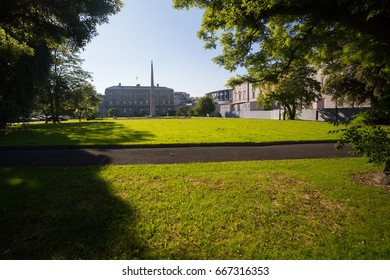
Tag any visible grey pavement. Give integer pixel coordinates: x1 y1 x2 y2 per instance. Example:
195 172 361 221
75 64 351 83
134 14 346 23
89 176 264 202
0 143 355 167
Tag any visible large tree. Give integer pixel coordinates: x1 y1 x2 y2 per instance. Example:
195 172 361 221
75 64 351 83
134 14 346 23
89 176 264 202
173 0 390 116
0 0 123 128
46 44 92 123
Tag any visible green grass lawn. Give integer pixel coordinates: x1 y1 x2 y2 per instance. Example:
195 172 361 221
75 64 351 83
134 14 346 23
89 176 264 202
1 158 388 260
0 118 338 147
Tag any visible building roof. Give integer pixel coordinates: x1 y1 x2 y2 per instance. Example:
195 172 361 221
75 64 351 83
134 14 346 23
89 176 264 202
105 85 173 91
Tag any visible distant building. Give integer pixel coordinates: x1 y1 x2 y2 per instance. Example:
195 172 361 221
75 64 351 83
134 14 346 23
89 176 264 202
173 92 191 109
102 83 174 117
205 89 232 117
205 89 232 103
213 78 370 121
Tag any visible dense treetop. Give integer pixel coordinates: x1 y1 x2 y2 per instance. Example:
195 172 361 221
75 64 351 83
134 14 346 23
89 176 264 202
174 0 390 44
1 0 123 52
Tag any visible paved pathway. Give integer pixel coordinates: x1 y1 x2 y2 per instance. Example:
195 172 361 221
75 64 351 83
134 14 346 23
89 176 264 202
0 143 355 167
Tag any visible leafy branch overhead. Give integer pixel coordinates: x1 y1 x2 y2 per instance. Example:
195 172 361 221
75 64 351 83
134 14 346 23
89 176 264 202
173 0 390 118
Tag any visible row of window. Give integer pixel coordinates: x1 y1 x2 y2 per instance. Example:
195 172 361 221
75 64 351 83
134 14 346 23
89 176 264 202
108 100 172 106
233 90 258 101
121 107 172 114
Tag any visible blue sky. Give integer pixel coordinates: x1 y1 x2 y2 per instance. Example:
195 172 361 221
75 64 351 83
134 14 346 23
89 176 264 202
80 0 244 96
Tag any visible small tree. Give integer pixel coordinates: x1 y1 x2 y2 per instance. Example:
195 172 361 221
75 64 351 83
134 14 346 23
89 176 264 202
335 113 390 185
68 83 101 122
176 104 191 117
194 96 215 117
257 64 321 120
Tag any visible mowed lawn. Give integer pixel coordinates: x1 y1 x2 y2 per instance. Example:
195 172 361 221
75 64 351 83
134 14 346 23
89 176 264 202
0 118 338 147
1 158 389 260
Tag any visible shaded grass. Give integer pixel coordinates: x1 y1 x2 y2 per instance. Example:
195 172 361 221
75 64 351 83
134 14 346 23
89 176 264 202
0 118 337 147
1 158 388 259
0 121 155 147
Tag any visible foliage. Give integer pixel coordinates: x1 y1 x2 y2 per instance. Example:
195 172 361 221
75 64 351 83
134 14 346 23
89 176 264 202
176 104 192 117
322 65 372 107
174 0 390 120
257 63 321 120
0 43 51 128
0 0 123 50
318 31 390 122
68 83 101 122
335 113 390 174
0 0 123 128
31 43 93 123
194 96 216 116
173 0 390 44
1 158 389 259
48 44 92 123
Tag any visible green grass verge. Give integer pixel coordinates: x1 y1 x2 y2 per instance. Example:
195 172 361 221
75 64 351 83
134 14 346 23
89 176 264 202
0 118 338 147
1 158 388 259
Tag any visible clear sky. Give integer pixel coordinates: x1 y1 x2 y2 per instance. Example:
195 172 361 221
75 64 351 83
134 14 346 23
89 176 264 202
80 0 244 97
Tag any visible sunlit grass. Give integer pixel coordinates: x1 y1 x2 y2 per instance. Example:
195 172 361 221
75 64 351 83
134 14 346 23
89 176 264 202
0 118 338 147
1 158 388 259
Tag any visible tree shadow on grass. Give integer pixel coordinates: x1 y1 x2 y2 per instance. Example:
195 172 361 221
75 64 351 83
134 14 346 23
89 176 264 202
0 157 144 259
1 121 156 147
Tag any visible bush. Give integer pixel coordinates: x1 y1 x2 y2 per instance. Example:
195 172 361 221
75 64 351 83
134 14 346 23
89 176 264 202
335 113 390 183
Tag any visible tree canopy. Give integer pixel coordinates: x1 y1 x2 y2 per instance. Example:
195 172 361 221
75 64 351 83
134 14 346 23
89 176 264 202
194 96 216 116
173 0 390 45
0 0 123 128
173 0 390 120
1 0 123 52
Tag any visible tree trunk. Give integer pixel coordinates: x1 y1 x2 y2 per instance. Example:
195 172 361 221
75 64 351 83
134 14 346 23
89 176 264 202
53 90 60 123
374 160 390 185
286 104 296 120
49 88 55 124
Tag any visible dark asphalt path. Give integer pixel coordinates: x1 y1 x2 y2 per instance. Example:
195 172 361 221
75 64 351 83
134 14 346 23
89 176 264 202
0 143 355 167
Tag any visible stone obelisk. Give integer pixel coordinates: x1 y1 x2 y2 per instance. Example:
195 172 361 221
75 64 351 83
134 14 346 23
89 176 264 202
149 60 156 117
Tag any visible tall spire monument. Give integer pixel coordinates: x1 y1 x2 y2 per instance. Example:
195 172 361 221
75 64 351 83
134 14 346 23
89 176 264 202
149 60 156 117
